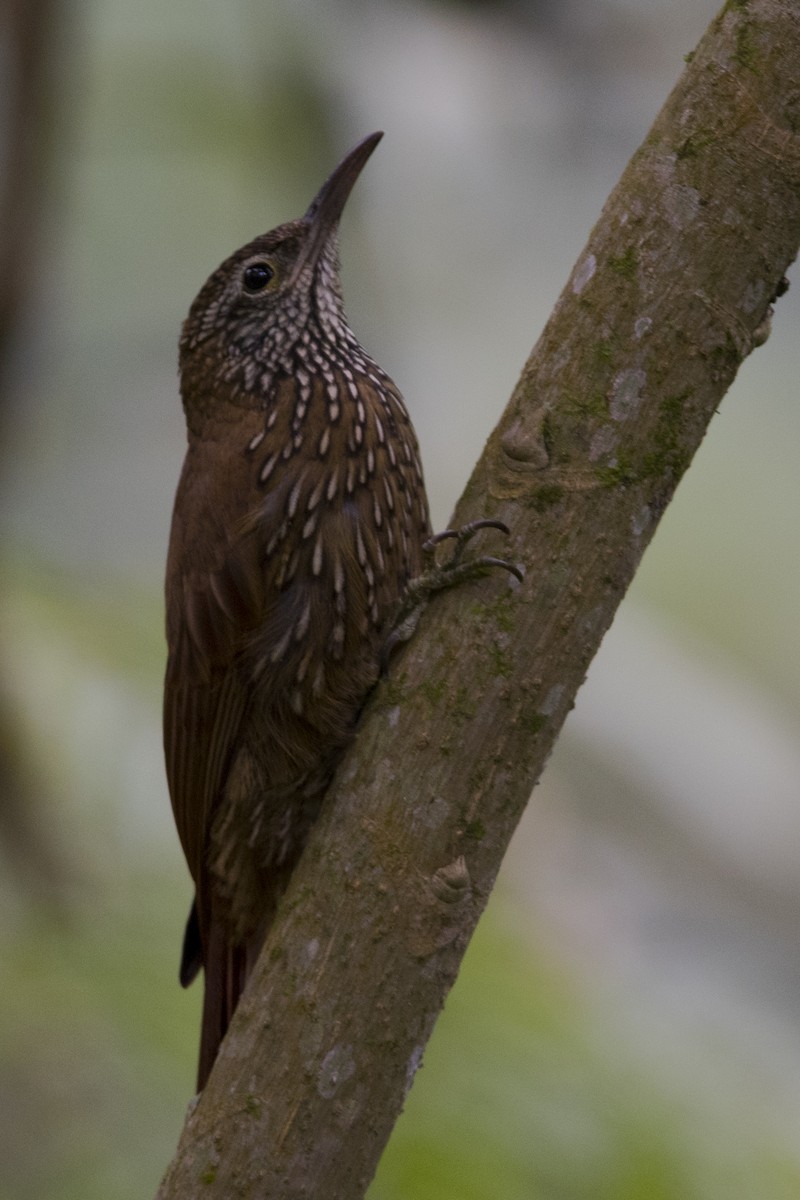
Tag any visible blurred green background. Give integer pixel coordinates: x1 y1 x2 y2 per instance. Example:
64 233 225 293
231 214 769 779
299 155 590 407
2 1 800 1197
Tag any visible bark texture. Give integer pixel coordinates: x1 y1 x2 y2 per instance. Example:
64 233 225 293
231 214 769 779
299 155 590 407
157 2 800 1195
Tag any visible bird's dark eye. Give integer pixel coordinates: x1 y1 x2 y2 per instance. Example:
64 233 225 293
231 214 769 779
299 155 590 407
242 261 275 293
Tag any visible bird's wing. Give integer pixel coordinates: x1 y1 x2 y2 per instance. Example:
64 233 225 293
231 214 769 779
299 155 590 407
162 374 332 914
163 517 264 904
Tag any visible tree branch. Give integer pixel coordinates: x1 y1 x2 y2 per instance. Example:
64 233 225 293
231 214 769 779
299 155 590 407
157 2 800 1195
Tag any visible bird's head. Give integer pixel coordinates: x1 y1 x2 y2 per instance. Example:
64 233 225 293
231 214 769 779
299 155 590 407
179 132 383 419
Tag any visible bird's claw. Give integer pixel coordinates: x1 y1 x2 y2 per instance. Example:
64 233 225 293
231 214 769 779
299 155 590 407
421 518 523 585
380 518 523 669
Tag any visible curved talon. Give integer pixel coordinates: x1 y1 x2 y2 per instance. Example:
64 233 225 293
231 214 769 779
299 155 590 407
429 557 524 588
423 517 510 555
474 556 525 583
467 517 511 537
424 530 454 550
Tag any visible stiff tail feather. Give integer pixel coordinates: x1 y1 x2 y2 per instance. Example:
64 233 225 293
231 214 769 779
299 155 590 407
180 899 259 1091
197 918 249 1090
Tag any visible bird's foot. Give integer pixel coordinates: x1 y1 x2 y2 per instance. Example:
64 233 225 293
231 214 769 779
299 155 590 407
381 519 523 667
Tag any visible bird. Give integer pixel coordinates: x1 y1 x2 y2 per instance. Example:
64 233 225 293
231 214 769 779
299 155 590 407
163 132 434 1090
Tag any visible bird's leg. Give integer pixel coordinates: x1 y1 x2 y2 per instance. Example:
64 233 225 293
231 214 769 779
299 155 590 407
382 519 524 666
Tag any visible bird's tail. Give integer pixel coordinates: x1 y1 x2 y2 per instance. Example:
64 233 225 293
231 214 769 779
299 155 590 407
180 899 261 1092
197 916 257 1091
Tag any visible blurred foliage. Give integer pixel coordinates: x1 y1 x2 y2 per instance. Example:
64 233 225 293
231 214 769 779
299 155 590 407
373 913 800 1200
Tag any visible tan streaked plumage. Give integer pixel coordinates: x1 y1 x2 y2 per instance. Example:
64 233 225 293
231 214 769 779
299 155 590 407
164 133 430 1089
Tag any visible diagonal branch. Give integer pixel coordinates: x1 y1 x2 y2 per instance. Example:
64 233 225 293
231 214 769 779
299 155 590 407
157 2 800 1196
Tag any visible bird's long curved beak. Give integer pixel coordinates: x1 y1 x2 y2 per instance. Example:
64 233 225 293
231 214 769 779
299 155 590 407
290 131 383 285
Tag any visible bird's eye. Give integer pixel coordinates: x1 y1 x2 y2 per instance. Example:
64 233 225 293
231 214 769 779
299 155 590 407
242 261 275 293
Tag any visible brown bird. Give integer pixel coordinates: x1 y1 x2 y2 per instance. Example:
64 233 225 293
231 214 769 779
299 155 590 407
163 133 432 1090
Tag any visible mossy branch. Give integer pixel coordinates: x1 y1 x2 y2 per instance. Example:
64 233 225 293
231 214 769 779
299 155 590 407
157 2 800 1196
